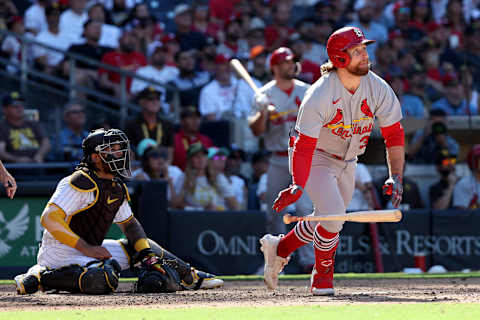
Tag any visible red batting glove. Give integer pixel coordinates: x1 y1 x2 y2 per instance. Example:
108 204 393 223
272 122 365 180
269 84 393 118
272 184 303 212
382 174 403 208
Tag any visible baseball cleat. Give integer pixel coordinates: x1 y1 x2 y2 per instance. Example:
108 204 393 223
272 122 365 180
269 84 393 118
14 273 40 295
310 267 334 296
259 234 290 290
182 268 224 290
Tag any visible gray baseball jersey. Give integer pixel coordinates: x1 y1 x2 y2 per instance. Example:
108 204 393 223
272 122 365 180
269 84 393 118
296 71 402 160
256 79 310 151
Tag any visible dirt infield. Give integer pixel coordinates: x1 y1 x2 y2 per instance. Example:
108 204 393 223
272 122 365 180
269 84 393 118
2 277 480 310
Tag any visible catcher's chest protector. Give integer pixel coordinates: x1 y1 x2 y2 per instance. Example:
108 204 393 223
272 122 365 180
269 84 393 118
68 169 127 245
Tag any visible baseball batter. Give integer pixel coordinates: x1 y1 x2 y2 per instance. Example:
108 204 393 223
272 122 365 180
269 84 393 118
260 27 405 295
14 128 223 295
249 47 315 270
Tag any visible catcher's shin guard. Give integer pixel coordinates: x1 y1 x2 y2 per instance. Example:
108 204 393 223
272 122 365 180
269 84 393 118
14 264 47 295
40 259 121 294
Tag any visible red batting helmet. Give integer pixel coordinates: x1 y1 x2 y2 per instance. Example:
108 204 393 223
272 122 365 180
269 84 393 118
269 47 295 69
326 27 375 68
467 144 480 171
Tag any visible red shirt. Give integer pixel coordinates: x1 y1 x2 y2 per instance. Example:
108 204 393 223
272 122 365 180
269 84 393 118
99 51 147 90
173 130 214 171
264 25 294 50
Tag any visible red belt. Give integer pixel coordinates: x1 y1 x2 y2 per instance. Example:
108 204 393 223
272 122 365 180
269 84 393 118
274 150 289 157
317 148 343 160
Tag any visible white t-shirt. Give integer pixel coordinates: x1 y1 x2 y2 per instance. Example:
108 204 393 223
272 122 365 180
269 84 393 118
1 35 21 74
453 173 480 208
221 173 245 208
59 10 88 44
347 163 373 211
130 65 180 94
42 176 133 249
99 24 121 49
33 30 73 66
25 3 48 34
131 165 183 201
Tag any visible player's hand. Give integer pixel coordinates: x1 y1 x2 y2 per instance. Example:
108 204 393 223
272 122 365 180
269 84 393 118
254 93 270 110
138 249 166 275
77 240 112 260
382 174 403 208
272 184 303 212
0 169 16 199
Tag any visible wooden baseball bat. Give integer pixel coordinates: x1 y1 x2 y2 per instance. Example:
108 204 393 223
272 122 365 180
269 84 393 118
230 58 275 113
283 209 402 224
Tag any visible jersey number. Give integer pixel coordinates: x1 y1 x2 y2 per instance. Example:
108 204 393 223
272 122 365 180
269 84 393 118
359 136 370 149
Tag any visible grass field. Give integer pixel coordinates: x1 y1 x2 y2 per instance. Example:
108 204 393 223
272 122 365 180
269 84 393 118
1 272 480 319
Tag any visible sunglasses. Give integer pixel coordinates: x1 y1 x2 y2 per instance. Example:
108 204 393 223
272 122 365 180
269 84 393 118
213 155 226 161
441 158 456 166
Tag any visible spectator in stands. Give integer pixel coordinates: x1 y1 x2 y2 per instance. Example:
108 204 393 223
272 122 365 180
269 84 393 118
124 87 174 162
66 20 111 92
24 0 48 35
0 92 50 163
407 108 459 164
299 18 329 67
217 16 249 59
1 15 24 74
192 4 220 40
173 143 234 211
264 2 294 51
453 144 480 209
160 33 181 67
168 50 210 107
407 63 432 108
107 0 131 26
348 0 388 62
50 100 88 162
431 73 478 115
59 0 88 43
173 106 214 171
429 149 458 209
347 163 378 211
226 146 248 182
88 3 122 49
247 150 270 210
246 17 266 49
199 53 249 120
249 45 270 84
207 147 241 210
225 147 248 209
387 68 426 118
99 31 147 98
33 2 72 74
130 40 179 95
132 139 183 207
289 35 321 84
173 4 207 52
408 0 432 34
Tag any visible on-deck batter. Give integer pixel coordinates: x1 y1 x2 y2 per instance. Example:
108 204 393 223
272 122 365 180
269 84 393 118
260 27 405 295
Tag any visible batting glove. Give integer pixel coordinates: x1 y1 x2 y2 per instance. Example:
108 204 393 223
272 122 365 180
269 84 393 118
254 93 270 110
272 184 303 212
382 174 403 208
138 249 166 275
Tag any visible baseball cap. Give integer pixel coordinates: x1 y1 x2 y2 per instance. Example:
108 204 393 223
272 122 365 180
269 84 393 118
146 41 163 58
180 106 201 119
173 4 191 18
187 143 208 159
161 33 178 45
249 17 266 32
215 53 231 64
443 73 460 87
207 147 229 159
135 86 162 102
250 45 266 59
2 91 25 107
143 146 168 160
137 138 157 157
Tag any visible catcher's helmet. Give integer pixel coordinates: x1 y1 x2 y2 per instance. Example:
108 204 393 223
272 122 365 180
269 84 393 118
326 27 375 68
467 144 480 171
81 128 131 178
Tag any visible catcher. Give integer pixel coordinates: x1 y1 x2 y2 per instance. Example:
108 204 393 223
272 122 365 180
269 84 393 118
14 128 223 295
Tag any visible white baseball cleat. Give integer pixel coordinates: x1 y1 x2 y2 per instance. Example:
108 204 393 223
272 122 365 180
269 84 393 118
259 234 289 290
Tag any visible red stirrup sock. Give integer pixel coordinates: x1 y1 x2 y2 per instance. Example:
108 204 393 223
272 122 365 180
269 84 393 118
277 220 315 258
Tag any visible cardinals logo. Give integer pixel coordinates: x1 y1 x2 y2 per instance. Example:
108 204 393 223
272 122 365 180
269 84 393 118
360 99 373 118
0 204 30 258
323 108 344 128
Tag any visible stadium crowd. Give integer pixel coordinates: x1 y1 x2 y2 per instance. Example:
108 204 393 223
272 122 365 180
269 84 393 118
0 0 479 210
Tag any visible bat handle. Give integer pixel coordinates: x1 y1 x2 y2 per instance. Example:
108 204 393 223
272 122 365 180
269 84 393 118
283 213 297 224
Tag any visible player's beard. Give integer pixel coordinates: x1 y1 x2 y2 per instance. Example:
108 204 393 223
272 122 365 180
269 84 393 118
347 60 370 76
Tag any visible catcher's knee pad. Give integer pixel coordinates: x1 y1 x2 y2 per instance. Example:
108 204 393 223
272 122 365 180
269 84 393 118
40 259 121 294
135 264 181 293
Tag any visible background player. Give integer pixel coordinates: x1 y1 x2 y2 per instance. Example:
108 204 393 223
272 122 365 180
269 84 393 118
14 128 223 295
260 27 405 295
249 47 314 271
0 159 16 199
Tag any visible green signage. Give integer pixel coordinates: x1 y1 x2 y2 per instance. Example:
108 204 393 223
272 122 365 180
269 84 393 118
0 197 124 266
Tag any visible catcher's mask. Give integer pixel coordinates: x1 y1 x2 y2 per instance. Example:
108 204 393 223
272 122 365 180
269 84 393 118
82 128 132 178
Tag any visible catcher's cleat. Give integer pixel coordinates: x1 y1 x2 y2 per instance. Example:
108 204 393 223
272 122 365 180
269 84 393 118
181 268 224 290
259 234 290 290
14 273 40 295
310 263 335 296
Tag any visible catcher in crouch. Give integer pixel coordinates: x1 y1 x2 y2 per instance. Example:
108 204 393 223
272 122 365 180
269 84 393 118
14 128 223 295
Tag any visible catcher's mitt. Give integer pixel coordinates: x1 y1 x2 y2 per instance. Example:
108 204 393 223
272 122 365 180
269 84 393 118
133 249 181 293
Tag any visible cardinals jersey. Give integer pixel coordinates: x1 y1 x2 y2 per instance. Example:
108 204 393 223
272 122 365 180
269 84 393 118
296 71 402 160
256 79 310 152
